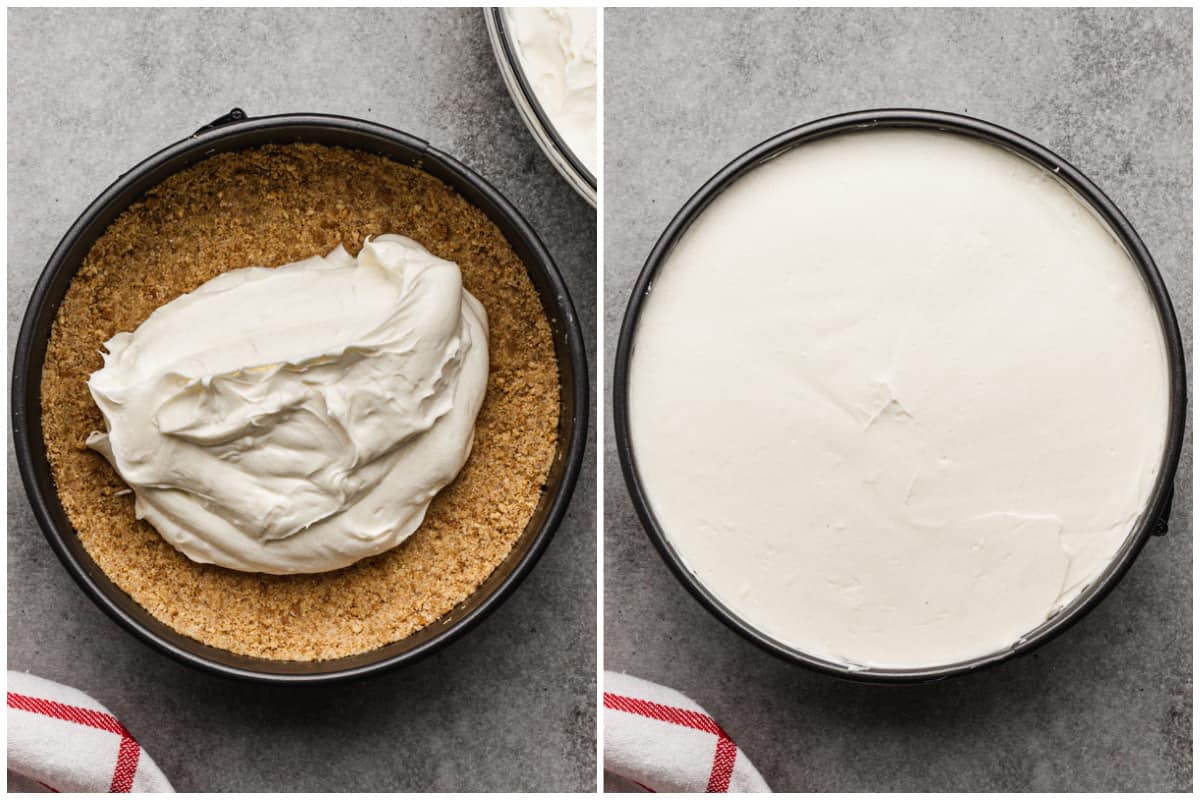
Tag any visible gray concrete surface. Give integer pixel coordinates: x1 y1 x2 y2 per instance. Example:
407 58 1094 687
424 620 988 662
604 8 1192 792
8 8 595 793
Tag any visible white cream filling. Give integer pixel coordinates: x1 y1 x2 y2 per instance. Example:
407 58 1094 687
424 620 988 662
628 129 1169 669
87 235 489 575
506 6 598 176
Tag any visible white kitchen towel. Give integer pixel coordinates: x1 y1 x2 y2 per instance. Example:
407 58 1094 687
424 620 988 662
604 671 771 793
7 671 174 793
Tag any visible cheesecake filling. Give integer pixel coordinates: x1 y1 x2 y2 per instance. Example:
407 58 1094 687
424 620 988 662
628 130 1170 669
87 234 489 575
506 6 598 176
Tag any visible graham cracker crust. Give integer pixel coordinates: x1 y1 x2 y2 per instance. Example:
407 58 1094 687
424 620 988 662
39 142 560 661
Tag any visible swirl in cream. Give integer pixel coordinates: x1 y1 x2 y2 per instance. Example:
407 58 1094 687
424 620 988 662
87 235 488 574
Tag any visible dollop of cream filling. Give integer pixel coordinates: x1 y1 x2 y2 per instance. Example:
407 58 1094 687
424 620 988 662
506 6 598 176
629 130 1170 669
87 235 488 575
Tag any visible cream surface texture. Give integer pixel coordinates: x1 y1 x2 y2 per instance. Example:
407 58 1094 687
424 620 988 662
505 6 598 176
88 235 489 575
628 130 1169 669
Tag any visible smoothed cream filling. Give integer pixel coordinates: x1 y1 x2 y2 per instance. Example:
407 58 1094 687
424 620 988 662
629 130 1169 669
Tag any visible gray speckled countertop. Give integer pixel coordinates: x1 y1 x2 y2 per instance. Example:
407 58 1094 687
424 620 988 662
8 7 595 793
604 7 1191 792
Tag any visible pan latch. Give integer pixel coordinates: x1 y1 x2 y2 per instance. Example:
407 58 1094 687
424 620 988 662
194 108 248 136
1151 484 1175 536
